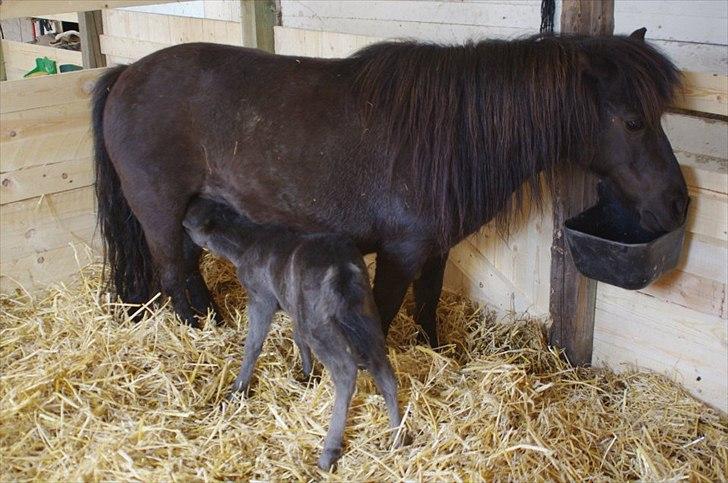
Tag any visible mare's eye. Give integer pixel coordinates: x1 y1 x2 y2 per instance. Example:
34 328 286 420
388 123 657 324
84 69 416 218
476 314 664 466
625 119 644 131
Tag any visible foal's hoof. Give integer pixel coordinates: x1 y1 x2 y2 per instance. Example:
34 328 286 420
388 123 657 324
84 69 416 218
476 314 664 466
392 430 412 449
226 381 251 401
317 447 342 471
297 372 321 387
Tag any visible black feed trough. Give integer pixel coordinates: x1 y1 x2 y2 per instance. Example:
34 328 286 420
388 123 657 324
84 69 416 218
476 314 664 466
564 184 687 290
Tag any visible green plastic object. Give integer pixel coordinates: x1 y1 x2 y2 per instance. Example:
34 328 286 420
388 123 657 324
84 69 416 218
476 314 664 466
59 64 83 73
23 57 57 78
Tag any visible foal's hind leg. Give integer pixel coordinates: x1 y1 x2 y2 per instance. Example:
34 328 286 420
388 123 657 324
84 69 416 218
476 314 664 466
367 355 404 447
292 326 314 378
308 329 358 470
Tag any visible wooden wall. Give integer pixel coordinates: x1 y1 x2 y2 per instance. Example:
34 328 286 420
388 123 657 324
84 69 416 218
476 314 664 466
100 9 243 65
593 113 728 411
0 2 724 410
273 8 726 411
276 25 555 317
0 5 248 294
0 40 83 81
0 69 105 294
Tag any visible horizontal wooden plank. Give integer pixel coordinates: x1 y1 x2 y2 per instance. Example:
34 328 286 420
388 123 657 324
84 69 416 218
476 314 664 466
676 71 728 117
664 113 728 160
281 0 542 31
0 186 96 263
0 156 93 204
102 9 242 47
282 15 534 44
0 243 97 295
594 284 727 412
678 233 728 284
1 40 83 80
1 103 92 174
274 28 726 117
649 40 727 75
679 154 728 195
274 26 379 58
615 0 728 46
686 187 728 241
0 1 184 20
99 34 170 61
639 269 726 318
0 68 105 114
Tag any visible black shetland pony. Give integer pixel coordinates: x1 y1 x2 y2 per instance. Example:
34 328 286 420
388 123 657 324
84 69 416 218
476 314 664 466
93 29 687 345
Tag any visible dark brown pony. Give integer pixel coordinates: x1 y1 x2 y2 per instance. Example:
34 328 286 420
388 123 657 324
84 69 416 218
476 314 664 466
93 29 687 345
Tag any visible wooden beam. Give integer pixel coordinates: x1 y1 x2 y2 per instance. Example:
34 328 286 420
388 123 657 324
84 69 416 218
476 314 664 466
79 10 106 69
0 68 105 114
676 72 728 117
0 1 183 20
1 39 83 80
0 40 6 82
240 0 280 53
548 0 614 366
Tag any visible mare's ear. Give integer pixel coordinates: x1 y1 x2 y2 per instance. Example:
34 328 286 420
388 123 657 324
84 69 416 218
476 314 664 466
629 27 647 41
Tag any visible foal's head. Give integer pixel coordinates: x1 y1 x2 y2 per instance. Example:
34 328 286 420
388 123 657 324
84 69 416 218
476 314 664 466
183 197 242 253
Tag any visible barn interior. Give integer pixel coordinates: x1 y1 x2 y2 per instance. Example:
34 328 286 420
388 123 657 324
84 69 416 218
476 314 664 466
1 1 726 480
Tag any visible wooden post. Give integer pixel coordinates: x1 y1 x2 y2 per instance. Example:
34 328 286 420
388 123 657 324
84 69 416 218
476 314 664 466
0 41 6 82
240 0 280 53
548 0 614 366
78 10 106 68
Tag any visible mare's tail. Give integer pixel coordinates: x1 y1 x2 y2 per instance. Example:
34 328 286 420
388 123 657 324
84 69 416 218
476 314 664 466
92 65 158 303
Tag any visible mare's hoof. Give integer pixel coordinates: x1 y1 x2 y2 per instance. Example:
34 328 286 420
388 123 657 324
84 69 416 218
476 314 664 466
317 447 342 471
210 310 226 326
416 330 439 348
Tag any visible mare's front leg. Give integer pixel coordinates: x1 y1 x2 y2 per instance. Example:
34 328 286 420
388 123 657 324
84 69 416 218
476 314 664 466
412 252 449 346
229 291 278 396
373 245 427 338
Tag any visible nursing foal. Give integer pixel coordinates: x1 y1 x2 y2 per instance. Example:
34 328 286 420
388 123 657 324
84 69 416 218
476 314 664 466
183 197 403 470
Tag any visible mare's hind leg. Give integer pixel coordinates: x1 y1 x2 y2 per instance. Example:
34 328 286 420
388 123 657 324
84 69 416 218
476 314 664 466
229 292 278 396
134 207 202 327
412 252 449 346
182 233 224 324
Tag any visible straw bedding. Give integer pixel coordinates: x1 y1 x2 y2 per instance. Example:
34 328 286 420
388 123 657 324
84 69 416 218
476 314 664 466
1 256 726 481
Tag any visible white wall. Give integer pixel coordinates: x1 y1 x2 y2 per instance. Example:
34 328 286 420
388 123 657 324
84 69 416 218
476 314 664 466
281 0 545 43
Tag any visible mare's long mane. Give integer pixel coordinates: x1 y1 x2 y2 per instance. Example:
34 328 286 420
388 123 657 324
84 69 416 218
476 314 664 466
350 34 680 248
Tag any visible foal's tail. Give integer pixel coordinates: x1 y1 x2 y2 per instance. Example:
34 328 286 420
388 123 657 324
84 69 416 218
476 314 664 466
321 263 387 363
92 65 158 304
